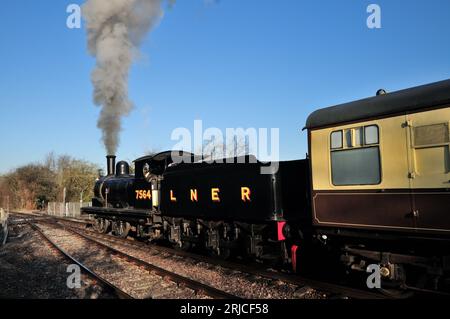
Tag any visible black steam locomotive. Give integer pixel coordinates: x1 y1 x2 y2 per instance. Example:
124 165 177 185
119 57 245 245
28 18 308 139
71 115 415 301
84 152 309 262
82 79 450 292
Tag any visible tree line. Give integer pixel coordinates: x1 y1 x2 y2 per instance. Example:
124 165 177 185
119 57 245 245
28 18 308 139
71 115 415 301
0 153 100 210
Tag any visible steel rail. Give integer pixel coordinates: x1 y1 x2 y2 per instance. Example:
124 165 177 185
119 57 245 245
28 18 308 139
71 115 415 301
29 222 133 299
63 225 240 300
41 217 395 299
30 218 240 299
25 214 450 299
62 222 386 299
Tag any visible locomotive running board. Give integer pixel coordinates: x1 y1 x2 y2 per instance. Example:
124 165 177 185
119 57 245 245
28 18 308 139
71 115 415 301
81 207 152 219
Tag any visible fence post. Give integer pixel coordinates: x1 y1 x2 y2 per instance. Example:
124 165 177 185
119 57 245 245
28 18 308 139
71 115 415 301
1 208 9 245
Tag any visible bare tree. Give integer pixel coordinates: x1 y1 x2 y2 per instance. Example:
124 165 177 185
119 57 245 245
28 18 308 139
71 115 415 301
0 154 100 210
201 136 250 162
54 156 99 202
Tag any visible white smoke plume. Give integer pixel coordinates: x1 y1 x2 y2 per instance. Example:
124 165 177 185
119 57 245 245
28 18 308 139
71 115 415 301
82 0 165 155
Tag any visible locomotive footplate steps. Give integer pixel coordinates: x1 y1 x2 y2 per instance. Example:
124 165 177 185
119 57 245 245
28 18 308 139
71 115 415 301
82 207 152 219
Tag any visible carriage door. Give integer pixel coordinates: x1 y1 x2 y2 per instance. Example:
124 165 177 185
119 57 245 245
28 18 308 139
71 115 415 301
406 109 450 232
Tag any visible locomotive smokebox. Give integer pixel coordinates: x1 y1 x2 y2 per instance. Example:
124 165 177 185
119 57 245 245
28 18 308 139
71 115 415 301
106 155 116 176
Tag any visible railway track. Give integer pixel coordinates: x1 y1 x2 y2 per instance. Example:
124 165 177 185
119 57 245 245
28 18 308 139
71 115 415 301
29 222 132 299
47 218 387 299
9 211 90 226
12 212 436 299
50 216 450 299
32 220 239 299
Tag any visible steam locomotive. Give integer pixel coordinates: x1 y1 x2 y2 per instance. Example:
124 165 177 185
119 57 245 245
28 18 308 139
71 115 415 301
82 79 450 292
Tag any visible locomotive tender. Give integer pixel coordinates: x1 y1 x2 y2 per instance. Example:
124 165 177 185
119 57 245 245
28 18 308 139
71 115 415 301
82 79 450 291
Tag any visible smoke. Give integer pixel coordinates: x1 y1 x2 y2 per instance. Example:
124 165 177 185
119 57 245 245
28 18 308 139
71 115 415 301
82 0 164 155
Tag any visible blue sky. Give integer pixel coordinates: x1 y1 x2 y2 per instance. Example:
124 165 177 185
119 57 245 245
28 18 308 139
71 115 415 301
0 0 449 173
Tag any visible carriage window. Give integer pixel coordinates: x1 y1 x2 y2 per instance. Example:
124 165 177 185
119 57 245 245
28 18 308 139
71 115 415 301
413 123 449 148
345 130 352 147
331 125 381 186
345 127 364 147
331 131 343 149
331 148 381 185
364 125 379 145
354 127 363 146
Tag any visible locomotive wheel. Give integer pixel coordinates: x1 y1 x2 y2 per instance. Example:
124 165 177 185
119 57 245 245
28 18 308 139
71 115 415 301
95 218 111 234
94 219 101 232
113 221 131 238
102 219 111 234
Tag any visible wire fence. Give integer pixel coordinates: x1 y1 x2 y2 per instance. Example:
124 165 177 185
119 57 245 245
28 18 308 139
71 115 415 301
47 202 92 218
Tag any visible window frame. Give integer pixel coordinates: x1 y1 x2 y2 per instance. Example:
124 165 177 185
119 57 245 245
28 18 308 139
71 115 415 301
364 125 380 146
411 122 450 149
330 124 382 186
330 130 343 150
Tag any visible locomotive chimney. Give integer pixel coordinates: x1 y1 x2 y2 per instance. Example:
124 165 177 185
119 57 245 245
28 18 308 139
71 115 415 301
106 155 116 176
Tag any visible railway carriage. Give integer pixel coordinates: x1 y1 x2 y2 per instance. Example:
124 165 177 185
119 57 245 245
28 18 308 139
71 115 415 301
306 79 450 288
